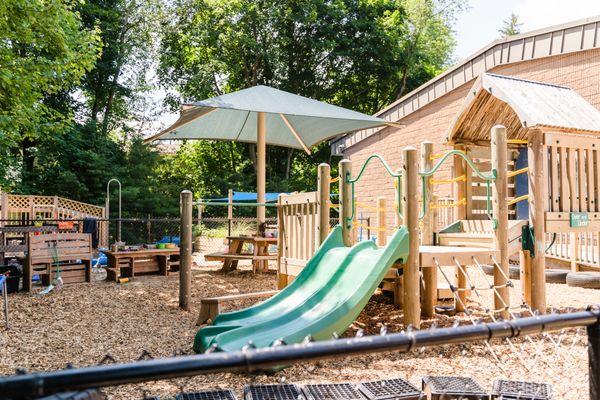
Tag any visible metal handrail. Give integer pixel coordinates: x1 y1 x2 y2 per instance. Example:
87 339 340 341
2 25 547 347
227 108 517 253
348 154 401 183
344 154 403 227
418 150 497 226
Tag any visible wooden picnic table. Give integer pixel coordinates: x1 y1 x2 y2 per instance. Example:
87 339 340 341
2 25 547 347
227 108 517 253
204 235 277 273
104 248 180 282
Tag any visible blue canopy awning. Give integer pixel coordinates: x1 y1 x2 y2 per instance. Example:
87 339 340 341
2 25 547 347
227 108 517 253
206 191 282 203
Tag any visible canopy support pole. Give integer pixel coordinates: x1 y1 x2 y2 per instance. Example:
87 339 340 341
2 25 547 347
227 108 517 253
257 112 266 233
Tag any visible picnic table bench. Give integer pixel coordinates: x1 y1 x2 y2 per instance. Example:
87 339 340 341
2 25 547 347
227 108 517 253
204 235 277 272
104 248 180 282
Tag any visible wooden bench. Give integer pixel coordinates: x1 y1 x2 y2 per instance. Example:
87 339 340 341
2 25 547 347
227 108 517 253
24 233 92 291
104 248 180 282
196 290 279 325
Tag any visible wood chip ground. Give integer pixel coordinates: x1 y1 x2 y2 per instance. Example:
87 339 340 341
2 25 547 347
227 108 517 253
0 257 598 399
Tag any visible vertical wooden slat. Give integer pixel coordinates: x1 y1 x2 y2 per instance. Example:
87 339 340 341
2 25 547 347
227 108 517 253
593 150 600 211
587 149 596 212
568 148 579 212
550 146 560 212
579 148 587 212
560 147 569 212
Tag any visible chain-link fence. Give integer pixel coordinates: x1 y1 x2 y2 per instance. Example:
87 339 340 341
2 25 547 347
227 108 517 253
0 308 597 399
0 216 371 258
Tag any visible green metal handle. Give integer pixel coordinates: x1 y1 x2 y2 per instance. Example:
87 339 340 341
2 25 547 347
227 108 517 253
348 154 401 184
419 150 496 180
344 154 403 228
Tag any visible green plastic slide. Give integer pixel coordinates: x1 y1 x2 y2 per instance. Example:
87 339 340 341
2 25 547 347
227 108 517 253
194 225 409 353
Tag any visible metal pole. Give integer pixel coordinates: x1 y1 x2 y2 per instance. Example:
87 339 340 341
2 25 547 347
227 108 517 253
228 189 233 239
106 179 122 243
2 279 7 329
1 309 598 398
179 190 193 310
589 320 600 400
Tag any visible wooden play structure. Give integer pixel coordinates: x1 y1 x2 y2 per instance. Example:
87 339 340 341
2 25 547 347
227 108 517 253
269 73 600 328
23 233 93 291
181 74 600 328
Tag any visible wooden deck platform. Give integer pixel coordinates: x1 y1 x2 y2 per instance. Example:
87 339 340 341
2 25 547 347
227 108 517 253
419 245 499 266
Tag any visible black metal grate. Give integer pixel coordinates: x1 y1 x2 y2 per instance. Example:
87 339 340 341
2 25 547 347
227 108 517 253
358 378 421 400
492 380 552 399
302 383 365 400
244 384 302 400
422 376 487 399
176 389 237 400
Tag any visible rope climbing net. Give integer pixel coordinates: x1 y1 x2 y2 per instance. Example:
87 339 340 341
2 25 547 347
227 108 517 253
428 253 585 385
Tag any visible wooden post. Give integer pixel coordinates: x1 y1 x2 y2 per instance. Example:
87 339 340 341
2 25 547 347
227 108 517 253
401 147 420 328
520 249 532 304
276 194 287 289
377 196 386 246
528 129 547 312
257 111 266 229
570 232 579 271
179 190 193 311
339 159 354 247
453 145 467 221
456 265 467 312
317 163 331 246
53 196 58 220
420 142 436 318
492 125 510 317
227 189 233 238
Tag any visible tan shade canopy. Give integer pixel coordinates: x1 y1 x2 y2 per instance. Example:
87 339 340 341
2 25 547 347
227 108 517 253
145 85 398 152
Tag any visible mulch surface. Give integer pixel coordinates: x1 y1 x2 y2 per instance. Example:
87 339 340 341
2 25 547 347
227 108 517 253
0 260 597 399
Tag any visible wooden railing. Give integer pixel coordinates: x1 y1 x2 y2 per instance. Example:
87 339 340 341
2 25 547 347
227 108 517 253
541 131 600 270
546 232 600 270
277 192 319 287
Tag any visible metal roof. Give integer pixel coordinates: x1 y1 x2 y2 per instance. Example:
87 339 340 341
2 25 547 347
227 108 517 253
331 15 600 154
447 73 600 144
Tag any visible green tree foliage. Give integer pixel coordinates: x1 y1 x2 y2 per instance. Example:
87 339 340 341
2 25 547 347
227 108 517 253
499 13 522 37
0 0 461 220
0 0 100 188
157 0 463 205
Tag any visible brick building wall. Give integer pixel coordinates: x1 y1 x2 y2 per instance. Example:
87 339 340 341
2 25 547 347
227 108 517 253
341 47 600 231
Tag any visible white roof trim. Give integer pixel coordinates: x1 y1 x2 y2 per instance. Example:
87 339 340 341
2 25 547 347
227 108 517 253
331 14 600 155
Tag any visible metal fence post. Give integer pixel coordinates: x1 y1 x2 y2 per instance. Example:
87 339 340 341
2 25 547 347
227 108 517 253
589 321 600 400
180 190 193 311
